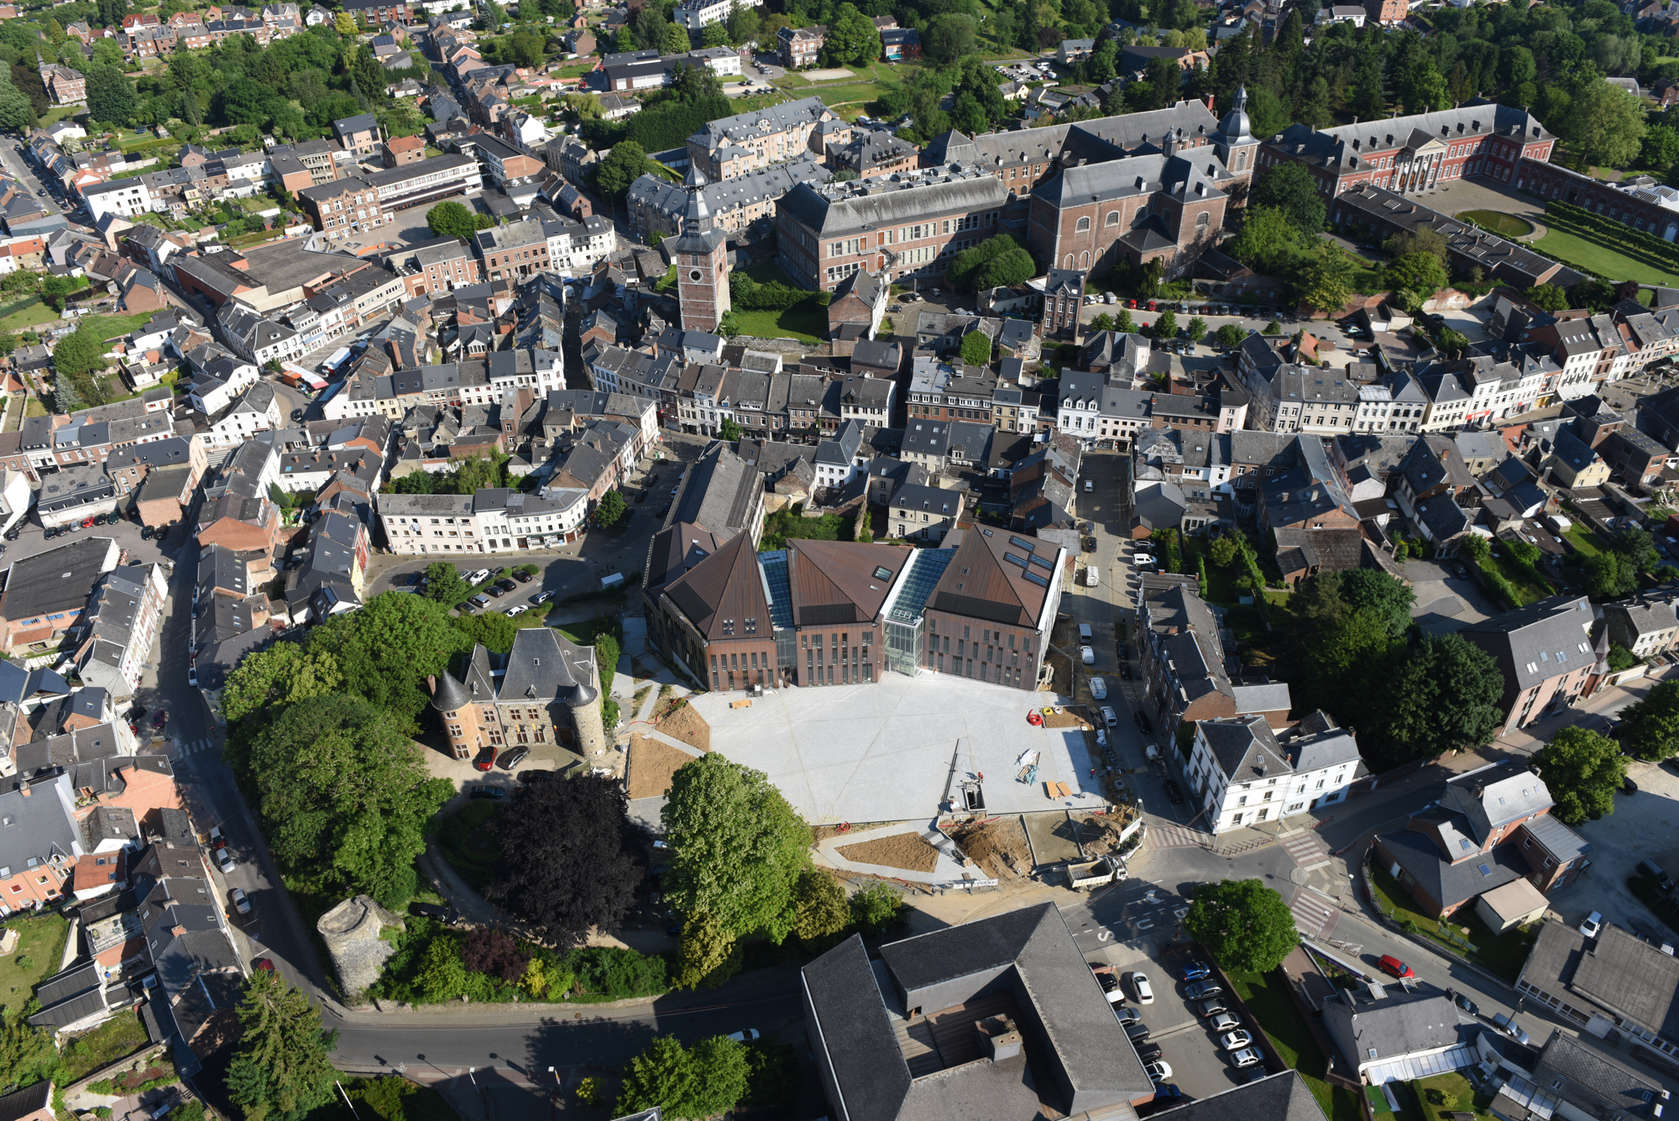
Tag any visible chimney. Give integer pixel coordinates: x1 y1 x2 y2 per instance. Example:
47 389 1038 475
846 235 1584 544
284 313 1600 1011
17 783 29 798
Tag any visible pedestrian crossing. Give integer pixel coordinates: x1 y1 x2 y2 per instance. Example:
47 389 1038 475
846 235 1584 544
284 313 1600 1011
1289 885 1340 939
173 738 220 759
1148 820 1213 850
1280 827 1332 872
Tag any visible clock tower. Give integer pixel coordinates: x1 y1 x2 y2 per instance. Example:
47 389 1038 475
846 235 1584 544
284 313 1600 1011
672 168 730 333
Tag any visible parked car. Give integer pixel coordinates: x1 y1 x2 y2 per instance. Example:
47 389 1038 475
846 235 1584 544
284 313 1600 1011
513 570 534 583
1185 980 1222 1001
1130 972 1155 1003
1491 1013 1530 1045
253 957 275 972
229 887 251 916
1096 971 1124 1003
532 590 555 604
726 1029 761 1043
1230 1048 1262 1069
1209 1012 1241 1032
1579 910 1604 939
505 605 528 616
214 846 235 874
1623 774 1639 795
1377 955 1414 980
469 783 508 800
1101 705 1118 728
1446 989 1479 1017
1639 859 1676 893
1090 677 1108 701
1220 1029 1253 1051
495 578 517 593
467 594 491 610
473 747 497 772
1144 1060 1173 1082
1080 645 1096 665
1114 1005 1142 1025
1180 961 1211 982
499 745 530 770
1154 1084 1183 1101
1196 999 1229 1018
1124 1021 1151 1042
1135 1042 1164 1063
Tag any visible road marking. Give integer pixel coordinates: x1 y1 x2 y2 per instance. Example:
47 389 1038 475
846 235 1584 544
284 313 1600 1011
1135 918 1155 931
1288 886 1339 939
1098 930 1111 942
1280 828 1333 872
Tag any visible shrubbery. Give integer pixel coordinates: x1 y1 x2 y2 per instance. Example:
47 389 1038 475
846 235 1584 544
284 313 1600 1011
371 919 669 1005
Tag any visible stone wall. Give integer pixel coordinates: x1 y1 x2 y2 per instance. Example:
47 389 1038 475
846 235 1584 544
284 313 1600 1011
317 895 404 999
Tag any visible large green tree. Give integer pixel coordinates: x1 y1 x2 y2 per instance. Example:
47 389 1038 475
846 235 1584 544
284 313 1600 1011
305 592 472 725
595 141 654 198
1560 80 1646 170
243 693 452 907
427 200 481 241
615 1035 750 1121
1385 251 1449 304
226 970 337 1121
1618 680 1679 761
661 754 811 941
1534 726 1626 825
84 66 135 125
1249 162 1325 234
491 772 641 945
1184 879 1297 974
1372 633 1505 768
52 326 107 378
220 642 343 726
823 3 881 66
949 233 1036 292
1228 206 1309 275
923 13 977 62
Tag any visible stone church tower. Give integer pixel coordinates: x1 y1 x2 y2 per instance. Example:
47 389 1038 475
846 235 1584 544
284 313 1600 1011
672 168 730 333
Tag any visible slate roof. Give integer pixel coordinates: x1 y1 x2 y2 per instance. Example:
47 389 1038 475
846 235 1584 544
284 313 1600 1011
804 903 1151 1121
1148 1073 1327 1121
1531 1031 1677 1121
663 532 772 641
667 442 761 541
1462 595 1596 691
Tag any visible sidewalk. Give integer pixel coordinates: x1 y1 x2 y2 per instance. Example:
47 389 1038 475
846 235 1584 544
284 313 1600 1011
814 821 971 885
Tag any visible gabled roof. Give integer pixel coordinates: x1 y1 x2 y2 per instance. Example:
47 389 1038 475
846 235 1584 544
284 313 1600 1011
788 540 911 627
926 528 1060 629
663 531 771 641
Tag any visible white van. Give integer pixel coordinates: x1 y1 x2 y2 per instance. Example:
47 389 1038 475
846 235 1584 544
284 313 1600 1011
1078 623 1094 641
1090 676 1108 701
1100 705 1118 728
1086 566 1100 587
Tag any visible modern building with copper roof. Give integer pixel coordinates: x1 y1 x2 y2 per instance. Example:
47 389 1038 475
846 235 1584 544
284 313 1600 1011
648 526 1065 692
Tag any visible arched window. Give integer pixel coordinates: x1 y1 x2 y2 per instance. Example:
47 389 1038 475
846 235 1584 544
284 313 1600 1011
1064 254 1074 267
1196 211 1211 229
1075 216 1091 233
1105 211 1120 227
1080 250 1090 267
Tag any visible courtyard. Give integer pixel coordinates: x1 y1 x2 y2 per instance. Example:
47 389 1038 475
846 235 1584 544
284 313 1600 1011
689 672 1108 825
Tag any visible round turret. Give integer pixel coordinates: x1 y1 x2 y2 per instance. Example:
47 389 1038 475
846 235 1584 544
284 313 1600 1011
431 671 469 713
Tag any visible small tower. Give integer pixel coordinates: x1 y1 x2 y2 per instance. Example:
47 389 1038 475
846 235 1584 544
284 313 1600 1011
671 168 730 333
1215 86 1259 186
430 671 476 760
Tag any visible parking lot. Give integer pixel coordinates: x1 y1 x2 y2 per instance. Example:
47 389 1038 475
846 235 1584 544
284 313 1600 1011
1079 881 1267 1101
1546 755 1679 944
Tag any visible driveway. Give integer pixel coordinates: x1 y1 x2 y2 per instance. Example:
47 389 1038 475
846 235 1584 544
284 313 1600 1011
1402 558 1499 634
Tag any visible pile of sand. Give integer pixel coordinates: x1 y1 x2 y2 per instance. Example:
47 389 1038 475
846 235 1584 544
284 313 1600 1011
625 735 701 799
653 699 710 752
950 817 1032 879
837 832 940 873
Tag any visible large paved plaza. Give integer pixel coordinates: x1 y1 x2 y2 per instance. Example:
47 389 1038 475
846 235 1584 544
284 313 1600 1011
689 672 1107 825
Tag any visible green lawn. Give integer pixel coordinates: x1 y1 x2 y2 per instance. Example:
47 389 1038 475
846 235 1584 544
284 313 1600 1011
730 301 828 345
0 911 68 1012
1562 521 1604 559
773 60 915 115
59 1012 152 1082
0 297 63 333
1227 970 1365 1121
1368 866 1535 980
434 800 503 895
1456 210 1534 238
1533 225 1679 287
1414 1072 1494 1121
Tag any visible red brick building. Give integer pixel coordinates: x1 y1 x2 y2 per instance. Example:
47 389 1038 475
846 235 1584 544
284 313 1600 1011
1261 103 1555 199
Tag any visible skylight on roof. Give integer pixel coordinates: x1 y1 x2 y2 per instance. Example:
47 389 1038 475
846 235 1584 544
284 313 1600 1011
1023 572 1050 588
1002 553 1027 567
873 566 892 580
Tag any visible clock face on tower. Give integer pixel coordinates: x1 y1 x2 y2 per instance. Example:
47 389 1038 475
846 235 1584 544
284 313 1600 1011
689 268 704 282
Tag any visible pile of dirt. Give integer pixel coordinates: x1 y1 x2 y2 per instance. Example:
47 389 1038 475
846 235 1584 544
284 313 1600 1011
837 832 940 874
950 817 1033 880
1071 806 1141 858
625 735 701 799
653 699 711 752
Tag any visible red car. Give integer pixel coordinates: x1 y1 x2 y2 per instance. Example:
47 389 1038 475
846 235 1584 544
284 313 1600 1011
473 747 497 772
253 957 275 972
1378 954 1414 980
